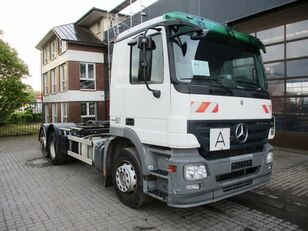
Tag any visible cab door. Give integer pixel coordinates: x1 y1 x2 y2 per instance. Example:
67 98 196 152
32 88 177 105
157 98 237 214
124 27 171 147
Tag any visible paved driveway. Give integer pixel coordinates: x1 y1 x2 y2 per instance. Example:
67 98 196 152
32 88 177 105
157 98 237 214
0 135 305 230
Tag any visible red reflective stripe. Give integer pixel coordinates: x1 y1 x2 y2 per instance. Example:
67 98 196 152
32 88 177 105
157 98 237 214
196 102 210 113
262 105 269 113
212 104 219 113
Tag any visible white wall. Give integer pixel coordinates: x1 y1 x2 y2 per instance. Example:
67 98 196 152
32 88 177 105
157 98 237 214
43 90 105 103
42 50 104 73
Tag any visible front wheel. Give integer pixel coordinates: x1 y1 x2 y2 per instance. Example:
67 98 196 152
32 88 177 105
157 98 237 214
112 147 146 209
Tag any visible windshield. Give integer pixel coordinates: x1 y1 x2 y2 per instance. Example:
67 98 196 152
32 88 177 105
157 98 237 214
171 32 268 97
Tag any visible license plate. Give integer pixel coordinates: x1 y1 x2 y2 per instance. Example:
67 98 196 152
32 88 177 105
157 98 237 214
232 160 252 171
210 128 230 151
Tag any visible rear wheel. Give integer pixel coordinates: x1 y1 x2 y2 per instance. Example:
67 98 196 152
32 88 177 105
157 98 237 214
39 129 48 158
47 131 67 165
112 147 146 209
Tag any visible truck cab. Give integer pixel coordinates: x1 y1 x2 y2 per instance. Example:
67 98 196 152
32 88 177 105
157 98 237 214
39 12 275 209
109 12 274 207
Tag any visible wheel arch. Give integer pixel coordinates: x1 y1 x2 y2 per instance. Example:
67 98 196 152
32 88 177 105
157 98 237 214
39 123 76 154
103 128 147 187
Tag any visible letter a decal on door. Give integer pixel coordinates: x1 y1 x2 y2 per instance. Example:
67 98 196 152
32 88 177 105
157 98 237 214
215 132 226 147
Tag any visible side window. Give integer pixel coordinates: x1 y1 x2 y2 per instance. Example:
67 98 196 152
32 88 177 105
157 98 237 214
131 45 140 83
130 33 164 84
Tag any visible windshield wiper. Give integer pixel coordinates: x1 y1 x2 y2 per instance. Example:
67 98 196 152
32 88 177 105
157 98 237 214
205 78 234 95
236 79 266 93
187 76 233 95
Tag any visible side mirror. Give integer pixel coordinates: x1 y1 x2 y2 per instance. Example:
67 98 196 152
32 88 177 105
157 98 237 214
137 36 156 50
138 45 152 82
137 34 161 98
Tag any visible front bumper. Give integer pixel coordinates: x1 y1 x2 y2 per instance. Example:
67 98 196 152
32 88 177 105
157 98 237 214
167 143 273 208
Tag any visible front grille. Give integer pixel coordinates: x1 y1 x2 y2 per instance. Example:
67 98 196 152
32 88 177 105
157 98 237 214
188 119 271 159
216 166 260 182
223 180 253 192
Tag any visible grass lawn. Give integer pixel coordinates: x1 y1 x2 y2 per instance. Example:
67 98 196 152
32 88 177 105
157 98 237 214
0 123 41 137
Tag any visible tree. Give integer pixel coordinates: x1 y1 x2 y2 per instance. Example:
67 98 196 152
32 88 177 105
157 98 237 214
0 38 29 123
24 85 40 102
0 39 28 80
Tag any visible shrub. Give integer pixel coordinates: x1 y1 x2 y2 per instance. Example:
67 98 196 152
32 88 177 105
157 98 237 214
32 113 43 122
10 113 20 124
21 112 33 123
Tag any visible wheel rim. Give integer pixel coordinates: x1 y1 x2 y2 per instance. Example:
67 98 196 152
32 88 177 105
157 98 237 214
40 132 46 150
49 139 56 159
115 161 137 193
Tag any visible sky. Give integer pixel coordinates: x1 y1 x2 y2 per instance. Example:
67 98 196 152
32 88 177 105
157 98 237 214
0 0 157 91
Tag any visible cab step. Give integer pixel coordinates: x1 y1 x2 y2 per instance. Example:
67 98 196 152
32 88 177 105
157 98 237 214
148 190 168 202
149 169 168 179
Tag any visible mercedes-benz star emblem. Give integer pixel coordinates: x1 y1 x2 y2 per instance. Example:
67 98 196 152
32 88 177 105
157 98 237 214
235 123 248 143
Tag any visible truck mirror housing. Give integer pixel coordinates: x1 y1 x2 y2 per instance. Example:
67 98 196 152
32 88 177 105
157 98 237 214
136 35 155 81
138 48 152 82
136 34 161 98
137 36 156 50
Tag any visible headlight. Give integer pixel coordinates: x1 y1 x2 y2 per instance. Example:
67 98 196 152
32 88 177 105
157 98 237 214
184 164 208 181
268 116 275 140
266 151 273 164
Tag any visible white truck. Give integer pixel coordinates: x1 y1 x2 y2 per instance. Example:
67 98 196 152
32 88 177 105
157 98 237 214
39 12 275 208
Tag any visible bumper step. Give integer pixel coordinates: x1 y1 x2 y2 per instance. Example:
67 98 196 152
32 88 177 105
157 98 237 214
148 190 168 202
149 169 168 179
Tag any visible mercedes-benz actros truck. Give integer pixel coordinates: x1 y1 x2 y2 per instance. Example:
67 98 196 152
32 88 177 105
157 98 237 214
39 12 275 208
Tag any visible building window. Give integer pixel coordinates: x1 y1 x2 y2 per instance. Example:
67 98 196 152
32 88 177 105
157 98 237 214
286 39 308 59
43 48 48 64
80 63 95 89
60 64 66 91
286 78 308 96
44 104 49 123
286 19 308 40
256 26 284 45
130 33 164 84
60 40 67 53
254 18 308 133
264 62 285 79
50 40 57 60
262 44 284 62
51 69 56 93
52 103 57 123
81 102 96 122
43 73 48 95
61 103 68 123
267 80 285 96
287 58 308 77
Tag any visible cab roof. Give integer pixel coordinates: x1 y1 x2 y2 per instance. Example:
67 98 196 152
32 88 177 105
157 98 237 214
116 11 265 52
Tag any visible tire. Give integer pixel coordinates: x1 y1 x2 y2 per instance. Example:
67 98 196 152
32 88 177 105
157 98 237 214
39 128 48 158
47 131 67 165
112 147 146 209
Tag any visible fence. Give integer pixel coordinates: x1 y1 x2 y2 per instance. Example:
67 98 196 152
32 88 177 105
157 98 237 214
0 102 43 137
